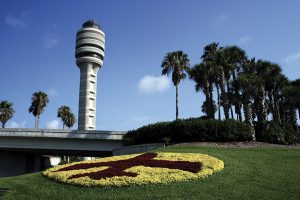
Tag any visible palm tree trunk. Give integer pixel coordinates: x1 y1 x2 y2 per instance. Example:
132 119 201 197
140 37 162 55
216 84 221 120
205 82 211 118
275 99 281 124
289 107 297 128
176 84 179 120
230 106 234 119
237 101 243 122
63 124 65 130
243 101 255 140
209 83 215 119
255 90 267 124
220 85 229 119
37 115 40 129
269 91 277 122
235 100 242 121
226 81 234 119
232 71 242 121
298 108 300 123
261 94 267 122
34 116 37 128
220 70 229 119
2 123 4 128
236 104 243 122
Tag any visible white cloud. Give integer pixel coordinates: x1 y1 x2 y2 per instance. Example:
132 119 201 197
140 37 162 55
237 35 252 45
9 121 26 128
214 14 230 23
43 33 59 48
5 11 30 29
284 49 300 64
138 75 171 94
46 120 60 129
47 87 58 97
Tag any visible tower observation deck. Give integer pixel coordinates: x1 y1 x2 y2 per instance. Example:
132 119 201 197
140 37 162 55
75 20 105 130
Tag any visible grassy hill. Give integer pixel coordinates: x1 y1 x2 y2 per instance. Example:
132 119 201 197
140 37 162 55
0 145 299 200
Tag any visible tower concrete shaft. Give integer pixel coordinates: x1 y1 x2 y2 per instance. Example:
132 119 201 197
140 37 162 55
75 20 105 130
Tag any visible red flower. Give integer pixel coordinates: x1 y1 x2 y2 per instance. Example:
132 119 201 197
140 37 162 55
55 153 202 180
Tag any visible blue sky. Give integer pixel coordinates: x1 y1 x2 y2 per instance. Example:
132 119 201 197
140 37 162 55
1 0 300 131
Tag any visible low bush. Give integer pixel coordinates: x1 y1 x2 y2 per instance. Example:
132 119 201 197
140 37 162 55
283 124 299 144
124 118 253 145
255 121 299 144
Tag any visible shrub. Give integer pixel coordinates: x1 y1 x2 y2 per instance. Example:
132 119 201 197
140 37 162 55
255 122 285 144
282 123 299 144
255 121 299 144
124 118 253 145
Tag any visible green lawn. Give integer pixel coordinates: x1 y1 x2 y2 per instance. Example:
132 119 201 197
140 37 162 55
0 145 299 200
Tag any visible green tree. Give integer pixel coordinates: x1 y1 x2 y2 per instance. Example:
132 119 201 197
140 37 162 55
161 51 190 120
291 79 300 121
222 45 247 121
0 100 15 128
57 106 71 129
189 62 216 119
201 100 217 118
57 106 76 129
237 73 262 140
65 112 76 129
281 82 298 128
201 43 230 119
28 91 49 129
272 74 289 124
237 58 265 140
251 60 271 124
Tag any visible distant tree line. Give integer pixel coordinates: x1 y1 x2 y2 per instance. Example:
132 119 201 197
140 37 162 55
0 91 76 129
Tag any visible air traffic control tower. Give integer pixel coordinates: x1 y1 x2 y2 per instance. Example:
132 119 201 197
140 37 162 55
75 20 105 130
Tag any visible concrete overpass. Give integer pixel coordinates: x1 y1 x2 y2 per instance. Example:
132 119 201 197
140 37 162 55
0 128 125 177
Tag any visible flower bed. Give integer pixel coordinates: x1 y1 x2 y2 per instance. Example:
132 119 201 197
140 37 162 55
43 152 224 187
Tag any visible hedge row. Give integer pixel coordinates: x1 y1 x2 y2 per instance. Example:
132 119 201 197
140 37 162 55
255 121 299 145
124 118 253 145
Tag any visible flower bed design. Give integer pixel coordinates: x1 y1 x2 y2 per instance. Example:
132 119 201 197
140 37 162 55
43 152 224 187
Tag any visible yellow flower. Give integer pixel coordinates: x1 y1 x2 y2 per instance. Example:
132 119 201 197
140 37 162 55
43 152 224 187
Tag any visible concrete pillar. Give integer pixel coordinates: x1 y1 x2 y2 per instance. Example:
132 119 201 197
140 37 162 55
78 63 99 130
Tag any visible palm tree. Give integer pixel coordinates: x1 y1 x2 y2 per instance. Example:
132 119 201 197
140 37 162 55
57 106 76 129
201 100 217 118
161 51 190 120
271 73 288 124
278 80 299 129
189 62 216 119
0 100 15 128
291 79 300 121
28 91 49 129
252 60 271 123
202 43 230 119
65 112 76 129
215 76 221 120
230 79 243 121
237 58 265 140
237 73 262 140
57 106 71 129
223 45 247 121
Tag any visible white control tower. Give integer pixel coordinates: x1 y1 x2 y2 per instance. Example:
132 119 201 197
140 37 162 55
75 20 105 130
